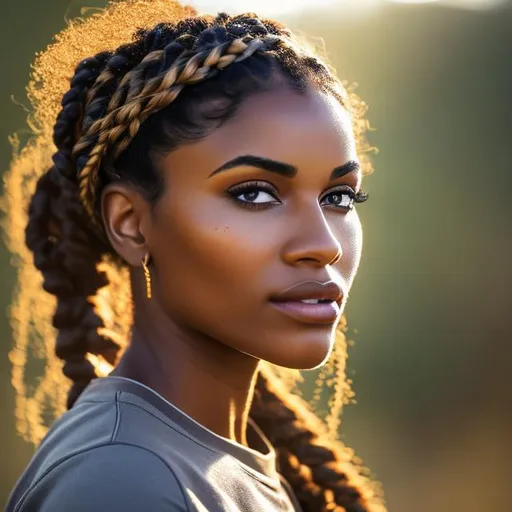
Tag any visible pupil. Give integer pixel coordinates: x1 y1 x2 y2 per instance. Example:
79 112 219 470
330 194 341 205
244 191 258 201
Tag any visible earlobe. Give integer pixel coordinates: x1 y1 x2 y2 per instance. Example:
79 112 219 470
100 183 148 266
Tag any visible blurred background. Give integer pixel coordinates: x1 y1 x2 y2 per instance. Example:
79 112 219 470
1 1 511 511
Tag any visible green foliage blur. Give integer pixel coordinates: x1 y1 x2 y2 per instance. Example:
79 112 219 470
1 1 510 511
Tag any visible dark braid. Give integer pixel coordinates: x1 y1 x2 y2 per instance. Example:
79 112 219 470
26 54 127 408
23 6 382 511
24 27 195 406
252 371 378 512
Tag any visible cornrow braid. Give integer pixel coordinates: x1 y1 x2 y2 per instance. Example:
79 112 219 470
72 34 281 223
52 52 111 178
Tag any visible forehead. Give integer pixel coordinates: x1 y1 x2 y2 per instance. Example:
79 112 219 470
159 87 358 177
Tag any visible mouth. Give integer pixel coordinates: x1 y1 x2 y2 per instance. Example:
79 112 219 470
268 280 344 324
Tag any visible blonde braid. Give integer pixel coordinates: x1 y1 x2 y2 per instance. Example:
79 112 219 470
73 35 279 222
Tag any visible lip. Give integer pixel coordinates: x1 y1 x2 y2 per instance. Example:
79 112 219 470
269 300 340 325
270 280 344 305
269 280 344 325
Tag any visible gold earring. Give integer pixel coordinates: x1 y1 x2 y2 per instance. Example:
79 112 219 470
141 253 152 299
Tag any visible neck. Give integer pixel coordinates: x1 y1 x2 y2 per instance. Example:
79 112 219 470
111 284 261 445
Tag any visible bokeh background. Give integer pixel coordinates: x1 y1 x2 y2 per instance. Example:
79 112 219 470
1 1 510 511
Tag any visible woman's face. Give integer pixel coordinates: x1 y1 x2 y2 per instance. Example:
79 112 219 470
142 87 363 370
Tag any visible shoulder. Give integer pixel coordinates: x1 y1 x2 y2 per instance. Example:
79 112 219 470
13 443 189 512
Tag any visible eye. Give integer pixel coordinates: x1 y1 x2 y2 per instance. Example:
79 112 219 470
320 186 369 211
227 182 369 212
227 181 281 210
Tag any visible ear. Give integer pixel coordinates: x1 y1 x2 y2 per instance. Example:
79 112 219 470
100 183 151 266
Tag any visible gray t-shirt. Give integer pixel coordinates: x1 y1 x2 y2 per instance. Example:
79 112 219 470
6 376 302 512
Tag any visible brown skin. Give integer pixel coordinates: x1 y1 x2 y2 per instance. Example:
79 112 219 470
101 87 363 447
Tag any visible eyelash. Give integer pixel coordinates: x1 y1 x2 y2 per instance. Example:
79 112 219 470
227 181 369 211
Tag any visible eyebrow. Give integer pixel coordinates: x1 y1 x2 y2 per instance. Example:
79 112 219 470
208 155 360 181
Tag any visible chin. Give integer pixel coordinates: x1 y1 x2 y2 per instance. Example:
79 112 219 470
262 329 335 370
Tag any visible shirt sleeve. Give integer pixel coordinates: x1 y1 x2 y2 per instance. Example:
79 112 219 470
16 443 189 512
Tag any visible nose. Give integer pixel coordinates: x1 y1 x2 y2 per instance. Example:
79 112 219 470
281 204 343 268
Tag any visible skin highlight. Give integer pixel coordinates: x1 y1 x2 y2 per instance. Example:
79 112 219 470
102 87 363 445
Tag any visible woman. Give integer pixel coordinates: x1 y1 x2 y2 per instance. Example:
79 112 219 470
4 0 385 510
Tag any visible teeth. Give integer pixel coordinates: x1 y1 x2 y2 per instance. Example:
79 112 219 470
300 299 321 304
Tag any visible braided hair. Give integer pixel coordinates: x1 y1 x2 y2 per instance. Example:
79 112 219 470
3 1 383 511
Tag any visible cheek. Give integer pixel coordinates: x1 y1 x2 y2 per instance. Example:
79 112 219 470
326 210 363 290
335 211 363 287
150 194 276 322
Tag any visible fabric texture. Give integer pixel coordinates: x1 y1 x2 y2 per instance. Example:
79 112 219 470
6 376 302 512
